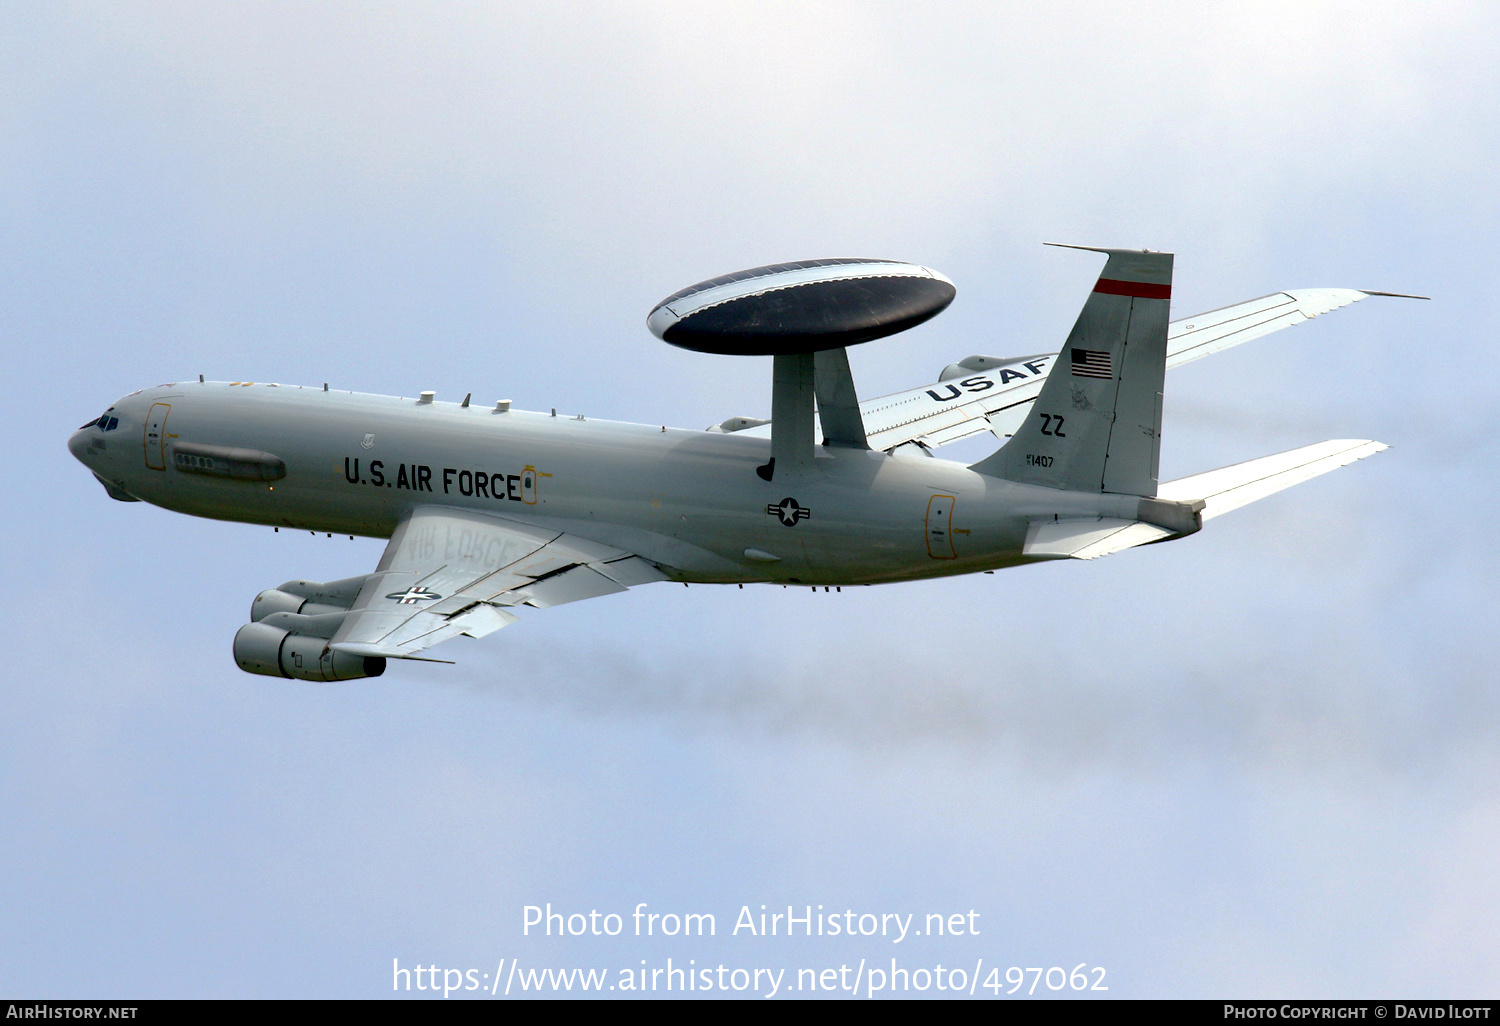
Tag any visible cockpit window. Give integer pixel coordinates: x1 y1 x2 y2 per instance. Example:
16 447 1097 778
89 412 120 431
80 417 100 430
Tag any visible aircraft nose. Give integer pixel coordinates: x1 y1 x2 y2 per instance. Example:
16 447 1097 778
67 427 92 465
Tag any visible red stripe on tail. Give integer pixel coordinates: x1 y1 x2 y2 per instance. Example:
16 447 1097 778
1093 278 1171 300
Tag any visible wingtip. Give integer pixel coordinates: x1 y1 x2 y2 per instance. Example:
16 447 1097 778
1360 290 1430 300
1044 241 1170 256
1044 241 1115 254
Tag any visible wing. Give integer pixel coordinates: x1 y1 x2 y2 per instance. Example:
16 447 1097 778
1164 288 1372 368
326 506 669 659
857 288 1377 452
862 354 1053 451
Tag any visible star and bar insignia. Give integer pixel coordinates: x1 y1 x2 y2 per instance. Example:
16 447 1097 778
386 586 443 605
767 497 811 527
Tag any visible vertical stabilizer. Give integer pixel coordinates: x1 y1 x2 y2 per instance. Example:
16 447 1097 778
972 246 1173 495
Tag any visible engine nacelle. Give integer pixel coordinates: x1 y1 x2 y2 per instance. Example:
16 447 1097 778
233 621 385 681
250 588 347 621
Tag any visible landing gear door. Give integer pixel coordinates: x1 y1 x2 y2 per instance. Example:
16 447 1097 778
144 403 170 470
926 494 957 559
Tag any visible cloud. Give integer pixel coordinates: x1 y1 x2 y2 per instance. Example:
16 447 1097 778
16 1 1490 259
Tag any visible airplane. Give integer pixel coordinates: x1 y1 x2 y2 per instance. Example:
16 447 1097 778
67 245 1417 682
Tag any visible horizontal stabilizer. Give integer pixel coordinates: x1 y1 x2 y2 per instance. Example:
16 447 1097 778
1156 438 1388 519
1024 518 1176 560
1023 439 1387 561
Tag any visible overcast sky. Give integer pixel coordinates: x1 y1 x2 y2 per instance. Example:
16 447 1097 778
4 1 1499 998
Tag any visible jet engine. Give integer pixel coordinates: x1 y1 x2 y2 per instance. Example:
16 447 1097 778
236 574 383 680
250 588 348 620
233 621 384 681
249 574 368 621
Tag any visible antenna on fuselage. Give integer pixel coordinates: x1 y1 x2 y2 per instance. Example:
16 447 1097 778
646 259 955 481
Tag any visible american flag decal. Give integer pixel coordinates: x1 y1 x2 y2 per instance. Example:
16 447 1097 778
1071 348 1113 379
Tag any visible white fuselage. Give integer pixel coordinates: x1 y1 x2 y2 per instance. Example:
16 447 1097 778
69 381 1139 585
